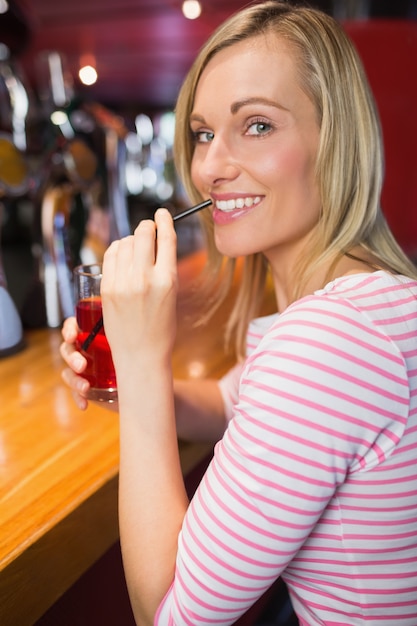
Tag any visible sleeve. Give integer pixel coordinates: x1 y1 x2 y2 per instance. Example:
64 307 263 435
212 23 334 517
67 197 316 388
218 313 280 423
218 361 245 423
156 296 409 625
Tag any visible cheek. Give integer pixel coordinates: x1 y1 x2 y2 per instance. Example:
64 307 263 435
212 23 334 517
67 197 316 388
265 143 320 221
266 144 314 184
278 150 320 218
190 157 202 189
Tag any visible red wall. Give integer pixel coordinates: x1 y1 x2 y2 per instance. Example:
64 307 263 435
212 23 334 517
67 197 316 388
344 20 417 257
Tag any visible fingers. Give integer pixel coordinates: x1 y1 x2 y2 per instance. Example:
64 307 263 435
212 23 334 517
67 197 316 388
61 367 90 410
153 208 177 272
60 315 89 410
60 318 86 373
62 316 79 342
102 209 176 291
133 218 158 265
100 208 178 360
102 234 134 294
60 339 87 373
130 209 177 285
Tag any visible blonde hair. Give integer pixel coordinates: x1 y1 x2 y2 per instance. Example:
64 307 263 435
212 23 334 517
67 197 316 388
174 0 417 358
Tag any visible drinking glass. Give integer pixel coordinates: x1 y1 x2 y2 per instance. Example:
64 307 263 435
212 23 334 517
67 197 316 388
73 263 117 402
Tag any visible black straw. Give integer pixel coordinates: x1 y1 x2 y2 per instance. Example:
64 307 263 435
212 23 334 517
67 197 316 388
173 198 212 221
80 199 212 352
81 315 104 352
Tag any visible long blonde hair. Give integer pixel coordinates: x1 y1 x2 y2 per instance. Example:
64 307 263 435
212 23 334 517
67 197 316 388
174 0 417 358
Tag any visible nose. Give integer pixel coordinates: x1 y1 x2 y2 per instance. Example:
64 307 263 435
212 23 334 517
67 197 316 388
193 135 240 187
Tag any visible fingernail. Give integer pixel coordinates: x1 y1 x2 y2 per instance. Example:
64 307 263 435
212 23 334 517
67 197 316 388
78 380 89 394
73 357 84 371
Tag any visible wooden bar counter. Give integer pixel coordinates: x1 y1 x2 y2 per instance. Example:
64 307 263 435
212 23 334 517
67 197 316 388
0 250 244 626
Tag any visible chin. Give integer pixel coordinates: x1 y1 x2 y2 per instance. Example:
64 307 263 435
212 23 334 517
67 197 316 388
214 232 259 259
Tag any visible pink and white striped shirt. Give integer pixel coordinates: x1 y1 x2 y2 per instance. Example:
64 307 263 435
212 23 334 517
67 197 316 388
156 271 417 625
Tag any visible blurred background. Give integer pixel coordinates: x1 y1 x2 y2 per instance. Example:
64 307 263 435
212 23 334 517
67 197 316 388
0 0 416 336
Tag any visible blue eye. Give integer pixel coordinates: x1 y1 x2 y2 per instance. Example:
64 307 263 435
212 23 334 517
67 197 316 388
192 130 214 143
247 120 272 136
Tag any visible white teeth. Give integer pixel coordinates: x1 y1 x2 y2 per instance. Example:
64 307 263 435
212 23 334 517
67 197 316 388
215 196 261 212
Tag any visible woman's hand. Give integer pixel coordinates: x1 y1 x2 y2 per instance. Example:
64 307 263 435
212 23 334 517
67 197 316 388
60 316 91 410
101 208 178 374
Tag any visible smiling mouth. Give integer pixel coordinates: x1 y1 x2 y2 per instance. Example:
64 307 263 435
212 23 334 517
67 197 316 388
215 196 262 212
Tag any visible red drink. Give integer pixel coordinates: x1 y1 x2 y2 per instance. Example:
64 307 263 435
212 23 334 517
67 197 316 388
75 296 117 401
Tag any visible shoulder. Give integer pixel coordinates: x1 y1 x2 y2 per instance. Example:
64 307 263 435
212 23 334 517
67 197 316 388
239 273 411 469
246 285 406 391
267 270 417 358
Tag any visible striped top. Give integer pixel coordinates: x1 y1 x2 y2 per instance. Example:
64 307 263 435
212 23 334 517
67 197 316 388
156 271 417 625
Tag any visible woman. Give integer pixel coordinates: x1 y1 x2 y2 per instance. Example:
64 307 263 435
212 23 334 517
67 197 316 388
61 2 417 624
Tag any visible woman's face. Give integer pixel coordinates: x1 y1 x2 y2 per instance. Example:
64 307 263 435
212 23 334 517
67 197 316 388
190 33 321 269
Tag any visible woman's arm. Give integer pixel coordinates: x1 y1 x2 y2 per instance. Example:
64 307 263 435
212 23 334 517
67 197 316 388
100 208 213 624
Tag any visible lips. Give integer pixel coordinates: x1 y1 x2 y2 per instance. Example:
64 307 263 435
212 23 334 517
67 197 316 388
211 195 263 225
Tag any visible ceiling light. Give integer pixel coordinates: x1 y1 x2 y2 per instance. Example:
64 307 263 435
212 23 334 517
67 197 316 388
135 114 153 145
182 0 202 20
0 1 9 15
50 110 75 139
79 65 98 86
50 110 68 126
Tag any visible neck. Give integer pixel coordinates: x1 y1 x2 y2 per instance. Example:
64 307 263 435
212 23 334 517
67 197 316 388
269 246 381 313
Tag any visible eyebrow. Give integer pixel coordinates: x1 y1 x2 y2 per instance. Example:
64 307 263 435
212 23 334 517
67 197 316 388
189 112 205 124
230 97 289 114
190 96 289 125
